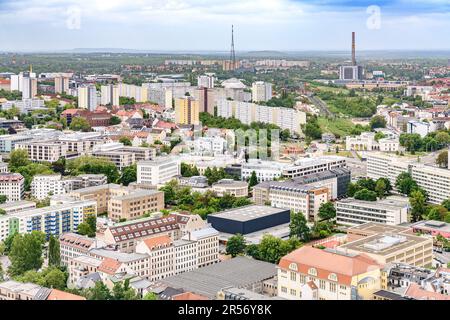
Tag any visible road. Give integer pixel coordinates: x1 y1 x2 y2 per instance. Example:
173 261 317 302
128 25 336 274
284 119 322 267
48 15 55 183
308 94 335 118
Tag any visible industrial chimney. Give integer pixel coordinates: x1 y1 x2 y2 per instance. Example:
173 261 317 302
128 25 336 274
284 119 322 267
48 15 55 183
352 32 356 66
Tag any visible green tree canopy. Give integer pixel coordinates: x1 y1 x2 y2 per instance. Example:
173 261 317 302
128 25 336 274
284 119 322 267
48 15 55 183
8 231 46 276
69 117 91 132
318 202 336 221
226 234 246 257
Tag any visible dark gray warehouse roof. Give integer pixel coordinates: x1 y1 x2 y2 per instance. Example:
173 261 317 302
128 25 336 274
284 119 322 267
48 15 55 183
160 256 277 299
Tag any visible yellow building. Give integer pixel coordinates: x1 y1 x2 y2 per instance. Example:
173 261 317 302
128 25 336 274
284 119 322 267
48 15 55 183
175 96 200 125
278 246 382 300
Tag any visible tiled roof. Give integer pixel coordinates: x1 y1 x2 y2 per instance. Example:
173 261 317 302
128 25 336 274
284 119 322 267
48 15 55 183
278 246 381 285
46 289 86 301
108 214 181 243
59 233 94 250
405 283 450 300
172 292 209 300
142 235 173 250
98 258 122 275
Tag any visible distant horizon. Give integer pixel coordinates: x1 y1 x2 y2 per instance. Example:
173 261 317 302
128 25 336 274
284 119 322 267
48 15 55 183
0 1 449 52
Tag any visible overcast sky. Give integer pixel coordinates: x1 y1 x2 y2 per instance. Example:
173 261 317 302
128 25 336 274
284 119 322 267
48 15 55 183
0 0 449 52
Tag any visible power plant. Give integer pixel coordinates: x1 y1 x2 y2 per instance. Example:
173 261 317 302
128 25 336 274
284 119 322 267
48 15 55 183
339 32 364 81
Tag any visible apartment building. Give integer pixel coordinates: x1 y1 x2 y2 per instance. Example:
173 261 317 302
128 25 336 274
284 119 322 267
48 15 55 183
0 281 85 300
251 81 272 102
70 184 164 220
0 200 97 242
0 173 25 202
57 132 107 155
0 200 36 215
109 189 164 222
135 235 175 281
211 179 249 197
98 213 207 253
78 85 98 111
253 180 329 221
186 227 219 268
91 143 156 170
278 246 382 300
137 157 181 186
336 196 409 226
0 135 33 153
14 141 68 162
175 96 200 125
282 157 347 179
59 232 106 266
339 223 434 268
31 174 107 200
216 99 306 133
366 153 450 204
100 84 120 106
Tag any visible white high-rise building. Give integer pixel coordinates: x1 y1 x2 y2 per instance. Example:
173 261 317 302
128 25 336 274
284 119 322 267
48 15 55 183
21 74 37 99
54 76 70 94
137 157 181 186
78 85 98 111
251 81 272 102
216 99 306 134
100 84 119 106
197 74 215 89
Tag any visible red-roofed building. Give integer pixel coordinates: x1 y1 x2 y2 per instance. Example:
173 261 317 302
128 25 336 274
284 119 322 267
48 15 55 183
46 289 86 300
278 246 382 300
0 173 25 202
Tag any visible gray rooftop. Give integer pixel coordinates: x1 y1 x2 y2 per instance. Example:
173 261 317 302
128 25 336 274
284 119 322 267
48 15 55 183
160 256 277 299
208 205 289 222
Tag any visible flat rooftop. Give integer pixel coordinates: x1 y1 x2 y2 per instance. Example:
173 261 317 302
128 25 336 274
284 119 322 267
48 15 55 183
339 232 431 257
347 222 411 235
160 256 277 299
208 205 289 222
337 196 409 210
411 220 450 233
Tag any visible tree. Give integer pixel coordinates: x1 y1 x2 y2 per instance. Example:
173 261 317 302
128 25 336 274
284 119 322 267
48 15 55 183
409 190 427 223
370 115 387 130
0 261 3 281
52 157 66 175
289 212 311 242
1 233 17 255
110 116 121 125
226 234 246 257
0 195 7 204
77 222 94 237
86 215 97 235
318 202 336 221
43 268 67 290
69 117 91 132
8 231 46 276
112 279 139 300
143 292 158 300
395 172 418 196
375 179 387 199
48 235 61 267
119 165 137 186
257 235 301 264
280 129 290 141
87 282 112 300
159 180 178 206
311 221 334 239
8 149 30 170
374 131 386 142
427 206 448 221
119 136 132 146
354 189 377 201
435 131 450 145
67 156 119 183
442 199 450 211
436 150 448 168
248 171 258 189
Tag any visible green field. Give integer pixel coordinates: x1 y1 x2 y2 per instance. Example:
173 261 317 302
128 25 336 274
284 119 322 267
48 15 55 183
317 117 355 138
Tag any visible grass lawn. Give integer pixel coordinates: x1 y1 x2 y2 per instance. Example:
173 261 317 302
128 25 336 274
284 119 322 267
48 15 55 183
318 117 355 138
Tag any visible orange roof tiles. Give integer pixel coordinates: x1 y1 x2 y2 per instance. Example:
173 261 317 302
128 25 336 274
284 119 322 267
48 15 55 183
47 289 86 300
172 292 209 300
405 283 450 300
98 258 122 275
278 246 381 285
142 235 173 250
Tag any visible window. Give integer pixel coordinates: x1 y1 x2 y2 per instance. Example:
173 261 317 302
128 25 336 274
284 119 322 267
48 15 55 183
319 280 325 290
329 283 337 293
308 268 317 276
281 286 287 293
290 289 297 296
290 272 297 282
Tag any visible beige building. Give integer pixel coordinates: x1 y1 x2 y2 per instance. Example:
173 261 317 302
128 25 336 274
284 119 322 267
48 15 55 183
278 246 382 300
212 179 249 197
70 184 164 221
98 213 207 253
15 141 68 162
253 181 329 221
54 76 70 94
175 96 200 125
340 223 433 268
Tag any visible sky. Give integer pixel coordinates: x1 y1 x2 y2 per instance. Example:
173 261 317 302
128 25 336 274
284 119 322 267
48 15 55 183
0 0 449 52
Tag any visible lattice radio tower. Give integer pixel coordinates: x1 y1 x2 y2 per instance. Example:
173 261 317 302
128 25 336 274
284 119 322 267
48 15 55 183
230 25 236 70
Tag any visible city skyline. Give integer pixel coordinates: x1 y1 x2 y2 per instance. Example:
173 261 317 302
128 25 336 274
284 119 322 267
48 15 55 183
0 0 450 52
